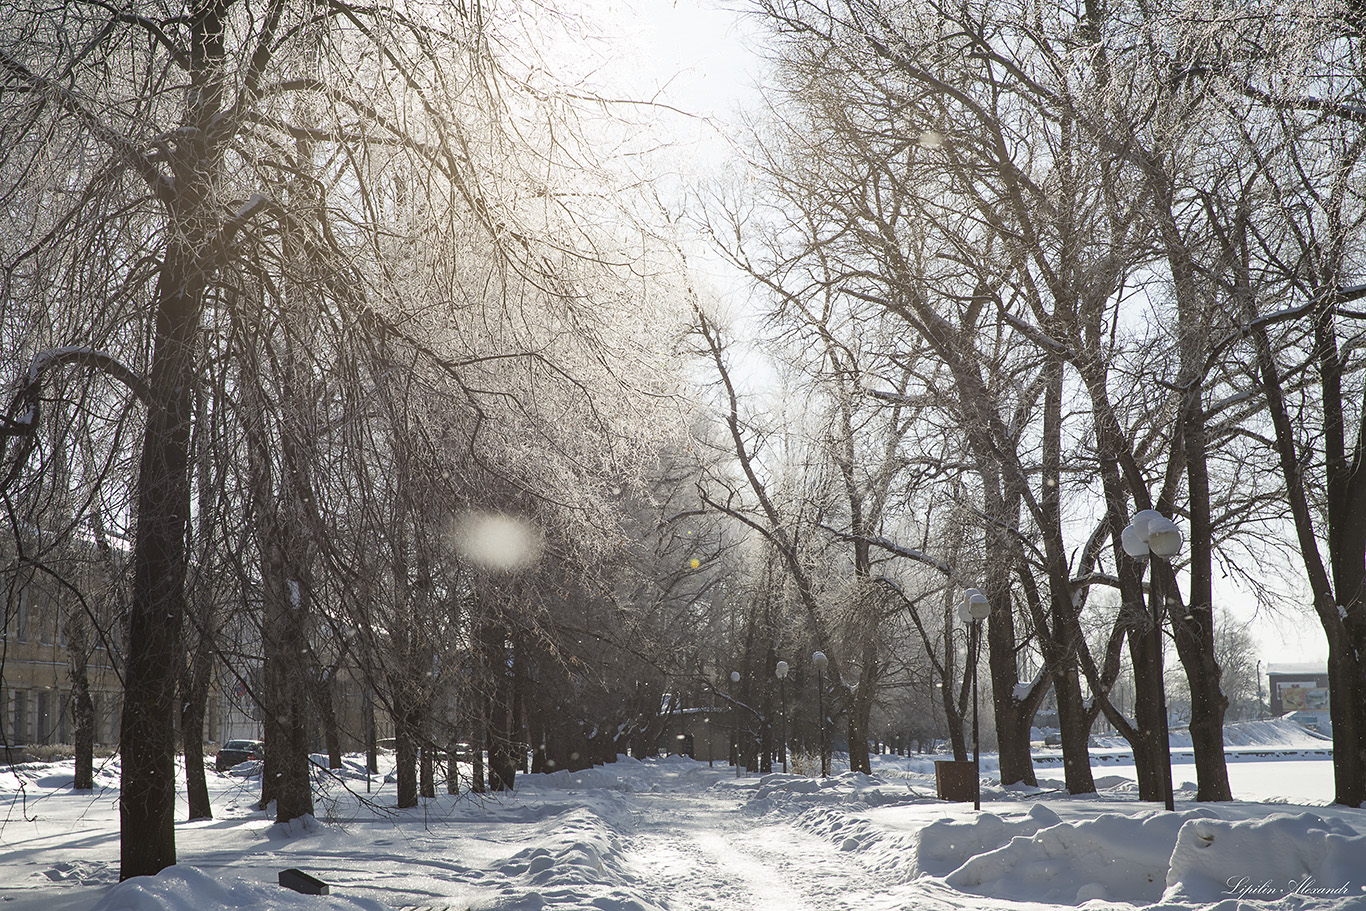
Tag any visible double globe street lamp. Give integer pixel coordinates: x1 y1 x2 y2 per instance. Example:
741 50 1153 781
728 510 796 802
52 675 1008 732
730 670 742 777
1120 509 1183 812
775 660 790 773
812 651 830 777
958 588 990 810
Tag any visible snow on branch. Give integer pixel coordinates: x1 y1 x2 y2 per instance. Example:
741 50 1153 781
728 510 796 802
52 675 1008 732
820 526 953 577
2 347 150 488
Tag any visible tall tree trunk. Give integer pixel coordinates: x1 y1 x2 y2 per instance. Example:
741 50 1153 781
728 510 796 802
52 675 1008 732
479 612 518 791
66 610 95 791
469 722 486 794
420 742 436 799
846 637 878 776
1154 178 1232 803
314 674 342 770
118 0 233 878
395 705 419 808
1127 590 1173 805
1040 355 1095 794
1247 307 1365 805
1172 407 1231 801
261 570 314 823
446 741 460 794
984 523 1037 788
365 688 378 775
1075 358 1170 802
121 217 198 882
181 631 214 821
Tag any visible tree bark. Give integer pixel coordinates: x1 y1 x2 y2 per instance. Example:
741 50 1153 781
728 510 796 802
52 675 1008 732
181 631 214 820
314 674 342 770
66 609 95 791
120 216 199 882
1039 355 1096 794
395 706 419 808
1149 167 1232 803
118 0 232 878
261 569 314 823
420 741 436 799
1246 304 1366 806
446 741 460 794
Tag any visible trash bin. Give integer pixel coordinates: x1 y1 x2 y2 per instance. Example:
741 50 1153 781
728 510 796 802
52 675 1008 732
934 759 977 801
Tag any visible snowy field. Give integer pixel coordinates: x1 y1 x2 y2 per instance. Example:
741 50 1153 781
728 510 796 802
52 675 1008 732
1 721 1362 911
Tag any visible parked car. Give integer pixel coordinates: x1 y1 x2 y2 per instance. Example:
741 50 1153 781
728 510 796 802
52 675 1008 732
215 739 265 772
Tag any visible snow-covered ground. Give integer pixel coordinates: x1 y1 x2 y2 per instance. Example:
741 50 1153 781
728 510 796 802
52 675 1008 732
1 721 1361 911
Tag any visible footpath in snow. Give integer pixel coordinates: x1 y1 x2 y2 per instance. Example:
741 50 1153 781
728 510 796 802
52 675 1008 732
0 720 1362 911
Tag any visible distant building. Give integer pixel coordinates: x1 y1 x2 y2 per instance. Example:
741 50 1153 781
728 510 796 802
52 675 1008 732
4 548 387 757
1266 663 1331 733
3 564 124 752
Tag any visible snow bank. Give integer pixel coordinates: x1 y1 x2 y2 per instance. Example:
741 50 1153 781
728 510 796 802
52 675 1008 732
1089 718 1330 752
89 865 387 911
474 802 664 911
1218 720 1332 747
915 805 1064 877
748 770 922 811
898 806 1366 907
519 765 640 793
943 809 1217 904
1164 813 1366 904
268 813 323 839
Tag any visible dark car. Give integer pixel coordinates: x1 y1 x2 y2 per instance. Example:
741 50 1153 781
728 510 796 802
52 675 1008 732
215 739 265 772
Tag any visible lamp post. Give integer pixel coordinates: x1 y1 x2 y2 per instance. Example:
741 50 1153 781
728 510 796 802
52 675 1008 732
812 651 829 777
1122 509 1182 812
775 660 789 773
730 670 742 777
959 588 990 811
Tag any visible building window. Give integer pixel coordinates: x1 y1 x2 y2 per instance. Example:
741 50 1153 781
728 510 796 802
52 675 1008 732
58 692 71 744
36 691 50 743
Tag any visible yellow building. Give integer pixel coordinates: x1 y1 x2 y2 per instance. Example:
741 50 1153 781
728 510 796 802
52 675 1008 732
4 543 393 757
2 572 122 750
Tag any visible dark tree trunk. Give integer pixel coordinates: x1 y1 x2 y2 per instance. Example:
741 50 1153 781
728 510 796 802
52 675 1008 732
1246 307 1366 806
181 632 214 820
121 238 197 881
469 726 486 793
395 707 418 808
844 638 878 776
1075 355 1172 804
1126 597 1172 804
67 615 95 791
942 672 968 763
365 690 378 775
1053 666 1095 795
262 571 313 823
1156 187 1232 803
488 722 517 791
760 654 774 774
1167 556 1231 802
985 554 1036 788
479 613 517 791
1039 355 1095 794
420 743 435 799
119 0 231 879
446 742 460 794
314 675 342 771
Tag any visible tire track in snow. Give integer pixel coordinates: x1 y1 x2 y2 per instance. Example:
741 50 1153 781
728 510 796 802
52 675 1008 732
621 790 887 911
